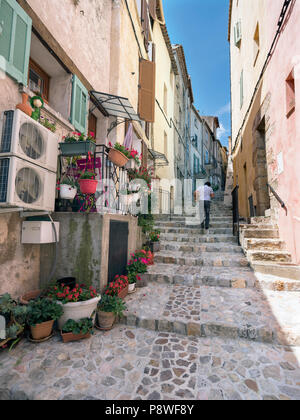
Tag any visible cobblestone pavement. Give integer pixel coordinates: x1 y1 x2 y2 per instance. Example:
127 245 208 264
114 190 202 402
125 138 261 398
0 327 300 400
1 199 300 400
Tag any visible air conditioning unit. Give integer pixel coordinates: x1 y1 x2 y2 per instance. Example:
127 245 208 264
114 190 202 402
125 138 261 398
0 156 56 211
0 110 59 172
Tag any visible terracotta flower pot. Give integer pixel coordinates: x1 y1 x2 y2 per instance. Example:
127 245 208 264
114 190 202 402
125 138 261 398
97 311 115 330
16 93 33 117
30 320 54 340
108 148 129 167
79 179 98 194
61 331 91 343
118 284 129 299
19 290 42 305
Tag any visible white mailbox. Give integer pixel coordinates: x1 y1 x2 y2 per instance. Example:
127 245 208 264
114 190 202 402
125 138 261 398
21 221 60 244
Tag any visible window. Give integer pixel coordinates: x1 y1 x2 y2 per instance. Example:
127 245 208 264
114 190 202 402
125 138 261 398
164 131 168 158
88 113 97 139
205 149 210 165
0 0 32 86
28 58 50 102
70 75 89 134
253 23 260 66
286 70 295 118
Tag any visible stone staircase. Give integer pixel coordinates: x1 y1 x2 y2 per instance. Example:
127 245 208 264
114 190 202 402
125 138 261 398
240 216 300 291
121 197 300 347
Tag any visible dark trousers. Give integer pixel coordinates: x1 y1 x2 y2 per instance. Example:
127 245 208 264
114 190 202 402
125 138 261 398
204 201 211 229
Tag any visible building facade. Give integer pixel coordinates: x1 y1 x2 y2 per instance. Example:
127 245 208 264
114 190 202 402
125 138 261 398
229 0 300 263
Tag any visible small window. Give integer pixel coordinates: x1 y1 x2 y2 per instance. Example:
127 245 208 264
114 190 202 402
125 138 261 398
164 131 168 158
88 113 97 139
234 20 242 47
286 70 295 118
253 23 260 66
28 58 50 103
163 84 168 114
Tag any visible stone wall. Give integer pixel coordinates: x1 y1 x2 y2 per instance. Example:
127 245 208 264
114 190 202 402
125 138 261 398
40 213 142 292
0 213 40 298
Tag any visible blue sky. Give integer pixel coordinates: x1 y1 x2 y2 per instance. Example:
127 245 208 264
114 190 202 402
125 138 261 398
163 0 231 147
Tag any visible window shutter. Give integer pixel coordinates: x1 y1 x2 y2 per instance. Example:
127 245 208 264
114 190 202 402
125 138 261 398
0 0 32 86
70 74 89 134
138 58 156 123
141 0 149 51
149 0 157 20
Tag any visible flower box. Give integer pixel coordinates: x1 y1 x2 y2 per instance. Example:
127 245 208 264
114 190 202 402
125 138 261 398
61 331 91 343
59 141 96 157
118 284 129 299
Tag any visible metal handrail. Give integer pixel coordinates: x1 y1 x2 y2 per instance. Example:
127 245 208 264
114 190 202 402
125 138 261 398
267 183 288 215
232 185 240 245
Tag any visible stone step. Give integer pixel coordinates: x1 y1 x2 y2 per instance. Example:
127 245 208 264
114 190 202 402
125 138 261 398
144 263 255 288
160 233 238 244
251 216 271 224
248 250 292 264
159 227 233 235
154 252 250 268
245 238 286 251
121 284 300 346
154 222 232 229
242 229 280 239
255 272 300 292
240 224 276 230
252 262 300 280
160 241 243 254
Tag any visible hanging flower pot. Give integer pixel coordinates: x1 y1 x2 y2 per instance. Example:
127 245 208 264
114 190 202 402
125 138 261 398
78 179 98 194
60 184 77 200
108 148 129 167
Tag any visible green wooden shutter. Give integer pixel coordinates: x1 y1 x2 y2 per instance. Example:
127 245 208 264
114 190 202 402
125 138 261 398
70 74 89 134
0 0 32 86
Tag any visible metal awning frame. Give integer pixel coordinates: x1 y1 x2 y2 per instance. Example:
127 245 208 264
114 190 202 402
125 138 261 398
149 149 169 168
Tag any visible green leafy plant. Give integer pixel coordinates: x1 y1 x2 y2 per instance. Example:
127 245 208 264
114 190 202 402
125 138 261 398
127 249 151 275
27 298 63 326
79 171 96 180
63 131 96 144
62 318 94 335
59 175 79 189
127 273 138 285
149 230 160 242
0 294 28 346
40 116 56 133
97 295 126 318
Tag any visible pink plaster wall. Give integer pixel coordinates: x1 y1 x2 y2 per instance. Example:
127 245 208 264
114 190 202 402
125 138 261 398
264 0 300 263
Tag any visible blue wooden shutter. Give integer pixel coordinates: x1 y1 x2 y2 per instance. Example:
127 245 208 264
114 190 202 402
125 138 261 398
70 74 89 134
0 0 32 86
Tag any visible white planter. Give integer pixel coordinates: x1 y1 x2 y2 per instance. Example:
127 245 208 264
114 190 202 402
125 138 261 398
128 283 136 293
57 295 101 329
60 184 77 200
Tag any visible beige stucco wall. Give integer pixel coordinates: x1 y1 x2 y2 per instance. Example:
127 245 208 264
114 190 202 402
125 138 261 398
152 22 176 182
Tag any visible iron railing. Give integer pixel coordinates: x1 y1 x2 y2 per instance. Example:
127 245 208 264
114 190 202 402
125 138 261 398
232 185 240 245
267 183 288 215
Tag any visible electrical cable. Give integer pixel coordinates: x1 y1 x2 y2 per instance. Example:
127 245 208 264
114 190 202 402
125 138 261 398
47 213 58 285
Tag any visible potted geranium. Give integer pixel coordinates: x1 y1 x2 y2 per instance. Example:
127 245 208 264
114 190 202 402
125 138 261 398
97 295 126 330
59 132 96 156
108 142 130 167
59 176 78 200
61 318 94 343
27 298 63 341
104 275 129 299
0 294 28 350
47 283 100 330
127 250 150 288
125 149 141 170
149 230 161 253
78 171 98 195
128 273 138 294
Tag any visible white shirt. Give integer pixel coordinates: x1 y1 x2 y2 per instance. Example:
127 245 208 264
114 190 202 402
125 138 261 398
197 185 214 201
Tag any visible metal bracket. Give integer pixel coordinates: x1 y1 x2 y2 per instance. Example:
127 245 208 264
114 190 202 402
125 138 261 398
20 211 51 218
